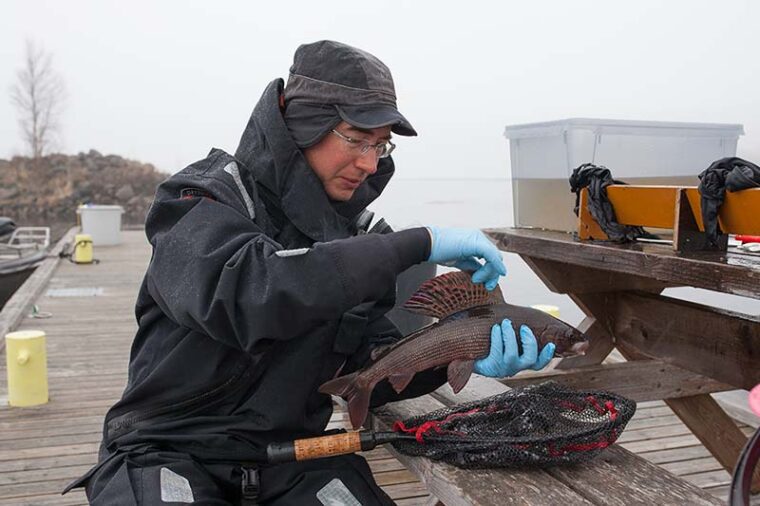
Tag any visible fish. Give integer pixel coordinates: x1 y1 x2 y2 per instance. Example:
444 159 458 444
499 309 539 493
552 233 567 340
319 270 590 429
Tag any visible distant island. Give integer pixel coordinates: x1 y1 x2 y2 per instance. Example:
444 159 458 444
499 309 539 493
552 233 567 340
0 150 167 240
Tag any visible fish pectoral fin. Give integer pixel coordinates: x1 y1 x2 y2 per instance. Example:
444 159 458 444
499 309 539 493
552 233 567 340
387 372 416 394
447 360 475 394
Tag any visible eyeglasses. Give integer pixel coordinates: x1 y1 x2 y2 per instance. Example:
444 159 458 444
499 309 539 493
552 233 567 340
331 129 396 159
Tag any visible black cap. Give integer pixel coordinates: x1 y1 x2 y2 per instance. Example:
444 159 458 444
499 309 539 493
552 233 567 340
284 40 417 137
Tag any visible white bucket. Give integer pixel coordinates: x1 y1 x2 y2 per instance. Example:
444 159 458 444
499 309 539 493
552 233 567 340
76 205 124 246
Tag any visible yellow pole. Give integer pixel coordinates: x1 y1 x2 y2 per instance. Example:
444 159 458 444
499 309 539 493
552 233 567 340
5 330 48 406
73 233 94 264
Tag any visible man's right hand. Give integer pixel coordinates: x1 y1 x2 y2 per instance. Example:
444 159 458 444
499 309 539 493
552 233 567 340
426 226 507 291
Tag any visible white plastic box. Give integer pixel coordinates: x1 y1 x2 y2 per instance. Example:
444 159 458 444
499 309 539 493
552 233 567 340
504 118 744 232
76 205 124 245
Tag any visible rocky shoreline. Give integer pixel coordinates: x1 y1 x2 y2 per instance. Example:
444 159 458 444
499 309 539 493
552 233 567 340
0 150 167 238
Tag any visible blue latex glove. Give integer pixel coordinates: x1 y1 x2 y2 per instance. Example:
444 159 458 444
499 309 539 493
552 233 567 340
474 319 555 377
427 227 507 291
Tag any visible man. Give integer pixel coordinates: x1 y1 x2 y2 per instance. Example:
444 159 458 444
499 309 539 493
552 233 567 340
65 41 553 505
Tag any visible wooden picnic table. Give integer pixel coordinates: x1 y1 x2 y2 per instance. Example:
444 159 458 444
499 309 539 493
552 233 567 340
367 226 760 504
486 227 760 492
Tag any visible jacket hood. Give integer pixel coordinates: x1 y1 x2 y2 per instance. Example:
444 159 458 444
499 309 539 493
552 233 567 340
234 79 395 242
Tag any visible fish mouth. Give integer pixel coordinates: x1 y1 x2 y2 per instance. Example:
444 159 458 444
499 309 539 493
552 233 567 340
570 341 590 355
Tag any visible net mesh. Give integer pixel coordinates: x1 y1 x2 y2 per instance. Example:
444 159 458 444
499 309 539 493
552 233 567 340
389 381 636 468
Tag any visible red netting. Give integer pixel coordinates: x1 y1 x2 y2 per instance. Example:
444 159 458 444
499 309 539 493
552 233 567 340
389 381 636 468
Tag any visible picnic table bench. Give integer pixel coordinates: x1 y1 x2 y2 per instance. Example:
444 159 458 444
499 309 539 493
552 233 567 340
371 374 723 505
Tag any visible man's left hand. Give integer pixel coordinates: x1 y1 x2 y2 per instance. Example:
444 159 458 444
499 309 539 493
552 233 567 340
473 319 555 378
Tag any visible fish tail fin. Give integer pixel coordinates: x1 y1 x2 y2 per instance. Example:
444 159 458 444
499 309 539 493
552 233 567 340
403 271 504 319
319 372 372 429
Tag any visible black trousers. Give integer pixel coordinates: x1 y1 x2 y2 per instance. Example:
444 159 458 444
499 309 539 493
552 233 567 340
80 449 395 505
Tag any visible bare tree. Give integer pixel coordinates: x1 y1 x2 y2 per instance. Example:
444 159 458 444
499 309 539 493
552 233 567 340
10 40 66 158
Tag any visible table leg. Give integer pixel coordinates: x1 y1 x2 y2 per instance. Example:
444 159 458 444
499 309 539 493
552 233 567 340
666 395 760 493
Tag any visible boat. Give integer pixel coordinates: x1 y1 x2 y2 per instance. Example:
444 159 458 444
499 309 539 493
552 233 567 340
0 218 50 309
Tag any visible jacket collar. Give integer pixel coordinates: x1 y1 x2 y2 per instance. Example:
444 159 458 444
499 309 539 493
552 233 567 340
234 79 394 243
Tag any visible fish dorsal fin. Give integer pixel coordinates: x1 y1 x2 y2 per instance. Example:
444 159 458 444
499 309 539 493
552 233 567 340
403 271 504 319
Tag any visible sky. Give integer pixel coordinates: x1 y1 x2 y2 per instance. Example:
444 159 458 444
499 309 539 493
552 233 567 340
1 0 759 179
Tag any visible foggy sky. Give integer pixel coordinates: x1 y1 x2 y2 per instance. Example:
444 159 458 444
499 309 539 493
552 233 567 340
2 0 758 179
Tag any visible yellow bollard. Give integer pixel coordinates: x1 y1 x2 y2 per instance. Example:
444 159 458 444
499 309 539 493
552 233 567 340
5 330 49 407
531 304 561 319
73 233 94 264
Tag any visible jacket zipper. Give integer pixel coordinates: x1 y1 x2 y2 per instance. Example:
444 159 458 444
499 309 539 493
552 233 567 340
106 360 251 442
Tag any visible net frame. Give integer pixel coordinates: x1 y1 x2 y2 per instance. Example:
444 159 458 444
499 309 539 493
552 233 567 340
389 381 636 468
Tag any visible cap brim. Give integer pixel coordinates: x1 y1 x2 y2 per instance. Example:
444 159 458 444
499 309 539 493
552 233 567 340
336 104 417 136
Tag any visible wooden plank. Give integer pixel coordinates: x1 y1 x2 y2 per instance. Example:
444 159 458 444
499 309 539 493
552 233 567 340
660 456 723 476
0 421 103 441
621 434 704 453
395 497 436 506
0 491 87 506
382 481 431 501
368 458 407 474
617 423 691 444
626 414 687 431
0 442 100 462
0 463 92 486
501 360 733 402
632 405 673 419
374 469 419 486
667 395 760 492
641 445 711 464
432 378 724 505
522 256 672 295
0 452 96 473
0 476 90 502
681 469 732 489
485 227 760 299
612 291 760 390
370 395 593 506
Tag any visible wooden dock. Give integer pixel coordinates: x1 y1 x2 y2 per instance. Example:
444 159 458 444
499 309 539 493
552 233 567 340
0 230 757 505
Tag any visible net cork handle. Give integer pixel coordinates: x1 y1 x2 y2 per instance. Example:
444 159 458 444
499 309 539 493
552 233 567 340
267 431 375 464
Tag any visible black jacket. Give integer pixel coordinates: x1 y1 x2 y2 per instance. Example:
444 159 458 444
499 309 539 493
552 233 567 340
98 79 444 465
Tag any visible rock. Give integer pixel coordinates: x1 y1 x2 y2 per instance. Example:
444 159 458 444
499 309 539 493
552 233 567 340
115 184 134 200
0 188 19 201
